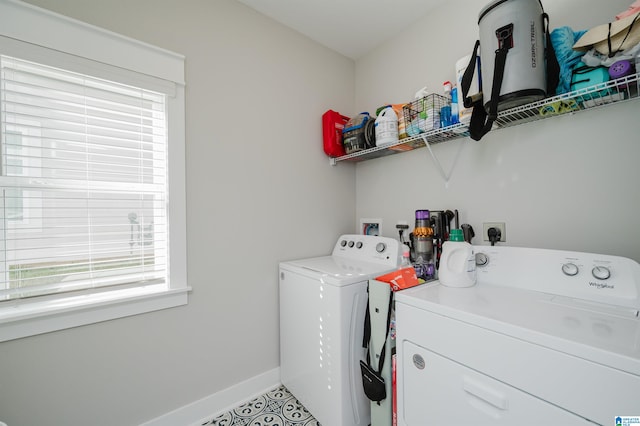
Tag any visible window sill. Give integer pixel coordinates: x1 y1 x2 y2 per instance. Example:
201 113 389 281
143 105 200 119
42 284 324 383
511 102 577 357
0 284 191 342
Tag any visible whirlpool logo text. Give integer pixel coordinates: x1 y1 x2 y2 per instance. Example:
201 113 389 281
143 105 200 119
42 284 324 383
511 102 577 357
589 282 614 290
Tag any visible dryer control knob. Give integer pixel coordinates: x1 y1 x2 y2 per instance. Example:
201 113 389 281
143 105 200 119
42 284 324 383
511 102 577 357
348 241 355 248
592 266 611 280
475 252 489 267
340 240 347 247
562 263 579 276
376 242 386 253
356 241 363 249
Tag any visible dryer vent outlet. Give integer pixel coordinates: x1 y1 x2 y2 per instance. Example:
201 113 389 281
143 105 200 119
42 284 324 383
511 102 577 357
483 222 506 243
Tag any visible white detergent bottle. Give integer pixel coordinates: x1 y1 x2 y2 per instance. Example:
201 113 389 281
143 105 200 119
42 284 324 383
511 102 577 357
374 106 398 146
438 229 476 287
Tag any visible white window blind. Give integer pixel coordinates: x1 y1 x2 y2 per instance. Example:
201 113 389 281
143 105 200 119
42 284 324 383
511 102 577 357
0 55 168 301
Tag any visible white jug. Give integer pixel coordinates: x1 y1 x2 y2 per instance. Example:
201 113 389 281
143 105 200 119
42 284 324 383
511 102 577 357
438 230 476 288
374 106 398 146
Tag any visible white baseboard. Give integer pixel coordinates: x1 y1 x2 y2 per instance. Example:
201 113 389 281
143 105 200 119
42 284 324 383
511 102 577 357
140 367 281 426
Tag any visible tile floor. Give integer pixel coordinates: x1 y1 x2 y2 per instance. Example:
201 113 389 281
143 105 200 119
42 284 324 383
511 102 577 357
199 385 320 426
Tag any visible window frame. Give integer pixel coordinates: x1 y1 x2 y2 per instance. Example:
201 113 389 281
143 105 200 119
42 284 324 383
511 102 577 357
0 0 188 342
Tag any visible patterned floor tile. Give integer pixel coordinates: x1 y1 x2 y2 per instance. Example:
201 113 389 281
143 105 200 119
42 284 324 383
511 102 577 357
200 385 320 426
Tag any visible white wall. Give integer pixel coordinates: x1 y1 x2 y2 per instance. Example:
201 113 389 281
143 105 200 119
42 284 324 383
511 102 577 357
0 1 356 425
354 0 640 262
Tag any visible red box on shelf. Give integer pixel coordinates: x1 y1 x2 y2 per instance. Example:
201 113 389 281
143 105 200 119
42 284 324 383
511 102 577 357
322 109 350 157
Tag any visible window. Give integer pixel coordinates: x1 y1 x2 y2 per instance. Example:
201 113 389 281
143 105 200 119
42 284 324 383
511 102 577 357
0 55 168 299
0 1 187 342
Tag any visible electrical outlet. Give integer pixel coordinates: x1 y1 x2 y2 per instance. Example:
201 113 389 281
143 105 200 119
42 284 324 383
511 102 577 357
483 222 506 242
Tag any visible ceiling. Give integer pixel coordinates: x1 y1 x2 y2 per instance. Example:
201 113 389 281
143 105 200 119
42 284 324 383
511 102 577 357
235 0 447 60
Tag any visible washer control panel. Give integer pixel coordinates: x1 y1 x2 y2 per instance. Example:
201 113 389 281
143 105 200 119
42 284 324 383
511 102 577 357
333 234 401 266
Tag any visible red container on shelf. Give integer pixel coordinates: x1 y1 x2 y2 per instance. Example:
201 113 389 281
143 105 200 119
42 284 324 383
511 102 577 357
322 109 350 157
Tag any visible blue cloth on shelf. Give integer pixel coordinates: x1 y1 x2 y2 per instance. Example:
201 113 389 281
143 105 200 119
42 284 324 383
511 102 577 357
551 26 588 94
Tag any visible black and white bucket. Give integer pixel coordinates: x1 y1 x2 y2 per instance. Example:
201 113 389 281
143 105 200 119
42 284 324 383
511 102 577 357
478 0 547 111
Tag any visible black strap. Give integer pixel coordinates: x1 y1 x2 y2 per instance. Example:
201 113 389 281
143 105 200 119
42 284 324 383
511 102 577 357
460 40 508 141
543 13 560 96
486 47 509 123
467 46 509 141
362 286 370 349
461 40 481 110
606 13 640 58
375 290 395 374
363 287 395 374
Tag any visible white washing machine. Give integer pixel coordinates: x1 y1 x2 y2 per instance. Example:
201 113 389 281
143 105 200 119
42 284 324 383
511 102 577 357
280 234 402 426
395 246 640 426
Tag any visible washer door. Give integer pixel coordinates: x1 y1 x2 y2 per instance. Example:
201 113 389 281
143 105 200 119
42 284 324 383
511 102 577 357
400 341 591 425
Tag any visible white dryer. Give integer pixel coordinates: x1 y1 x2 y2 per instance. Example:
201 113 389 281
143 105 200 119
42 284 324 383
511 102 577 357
280 234 402 426
395 246 640 426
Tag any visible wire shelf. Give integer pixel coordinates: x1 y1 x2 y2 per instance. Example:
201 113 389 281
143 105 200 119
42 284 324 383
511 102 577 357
330 72 640 165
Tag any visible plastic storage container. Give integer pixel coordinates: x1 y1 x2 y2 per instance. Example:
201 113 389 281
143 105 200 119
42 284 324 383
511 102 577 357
571 64 610 92
322 110 350 157
343 112 371 154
